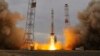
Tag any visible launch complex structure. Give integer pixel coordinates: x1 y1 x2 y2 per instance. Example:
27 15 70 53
0 0 100 56
24 0 36 50
24 0 70 50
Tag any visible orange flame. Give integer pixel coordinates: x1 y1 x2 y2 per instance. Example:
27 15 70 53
49 35 56 50
21 35 62 50
64 27 80 50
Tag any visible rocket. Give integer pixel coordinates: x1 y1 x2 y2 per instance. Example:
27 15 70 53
50 9 57 43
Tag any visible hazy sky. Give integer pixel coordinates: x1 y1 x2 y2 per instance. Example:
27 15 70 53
6 0 91 43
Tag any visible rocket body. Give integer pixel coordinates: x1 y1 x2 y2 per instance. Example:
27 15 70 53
50 9 57 43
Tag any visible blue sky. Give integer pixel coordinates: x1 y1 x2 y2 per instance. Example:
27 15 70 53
6 0 91 43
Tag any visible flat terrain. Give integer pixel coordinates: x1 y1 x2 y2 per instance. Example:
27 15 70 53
0 50 100 56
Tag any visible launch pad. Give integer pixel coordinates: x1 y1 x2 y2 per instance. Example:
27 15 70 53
1 50 100 56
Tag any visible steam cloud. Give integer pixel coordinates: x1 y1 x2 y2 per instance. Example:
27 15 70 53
64 0 100 50
0 0 24 49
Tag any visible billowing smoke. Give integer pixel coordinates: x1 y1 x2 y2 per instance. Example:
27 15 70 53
64 0 100 50
0 0 25 49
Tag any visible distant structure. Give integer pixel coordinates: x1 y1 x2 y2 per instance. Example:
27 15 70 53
0 0 5 2
50 9 57 43
64 4 70 27
92 0 100 2
24 0 36 50
0 0 8 12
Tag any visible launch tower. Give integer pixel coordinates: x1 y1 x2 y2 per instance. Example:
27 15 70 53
24 0 36 50
64 4 70 27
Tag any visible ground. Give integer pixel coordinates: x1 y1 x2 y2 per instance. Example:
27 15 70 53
0 50 100 56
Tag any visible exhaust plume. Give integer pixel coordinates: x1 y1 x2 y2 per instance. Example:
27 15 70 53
64 26 81 50
0 0 24 49
64 0 100 50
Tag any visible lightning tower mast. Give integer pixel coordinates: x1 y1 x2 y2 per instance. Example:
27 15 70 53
24 0 36 50
65 4 70 27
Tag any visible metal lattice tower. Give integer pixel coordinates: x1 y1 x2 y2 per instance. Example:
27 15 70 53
24 0 36 49
65 4 70 27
